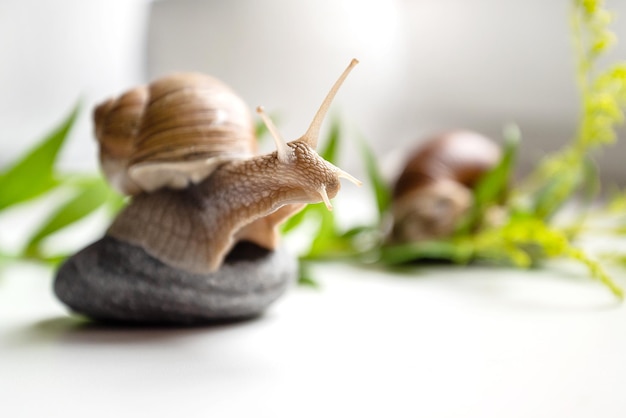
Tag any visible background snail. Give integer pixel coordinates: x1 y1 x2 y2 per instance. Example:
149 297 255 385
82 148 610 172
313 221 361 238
389 130 501 243
54 59 360 323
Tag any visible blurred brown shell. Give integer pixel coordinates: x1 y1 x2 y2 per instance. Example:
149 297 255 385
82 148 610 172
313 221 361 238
94 73 256 195
390 130 501 243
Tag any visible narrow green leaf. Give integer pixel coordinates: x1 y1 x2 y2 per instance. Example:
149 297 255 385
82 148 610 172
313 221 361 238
379 240 473 265
0 251 17 265
298 261 321 289
280 204 312 234
0 104 79 209
340 225 376 239
531 164 583 220
104 188 127 215
358 135 391 217
28 253 68 267
24 177 110 254
298 276 320 288
306 204 340 258
0 251 16 277
298 261 320 288
475 125 519 206
456 126 519 235
319 118 341 163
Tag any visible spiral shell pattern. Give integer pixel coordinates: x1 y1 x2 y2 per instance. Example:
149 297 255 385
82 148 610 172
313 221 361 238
94 73 256 195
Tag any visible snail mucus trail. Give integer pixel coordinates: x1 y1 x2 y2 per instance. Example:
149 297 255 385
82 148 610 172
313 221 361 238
100 59 361 274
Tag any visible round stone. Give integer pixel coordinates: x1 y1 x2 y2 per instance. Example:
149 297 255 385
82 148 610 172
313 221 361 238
53 235 297 324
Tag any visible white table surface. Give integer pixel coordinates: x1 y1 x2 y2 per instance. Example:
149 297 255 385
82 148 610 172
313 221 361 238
1 254 626 418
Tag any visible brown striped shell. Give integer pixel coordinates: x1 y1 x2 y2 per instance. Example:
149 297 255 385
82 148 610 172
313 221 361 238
390 130 501 243
94 72 256 195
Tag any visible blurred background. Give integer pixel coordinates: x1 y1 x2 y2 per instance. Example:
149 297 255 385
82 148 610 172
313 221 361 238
1 0 625 184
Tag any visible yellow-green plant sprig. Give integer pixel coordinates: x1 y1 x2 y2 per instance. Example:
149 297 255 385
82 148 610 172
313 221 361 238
527 0 626 219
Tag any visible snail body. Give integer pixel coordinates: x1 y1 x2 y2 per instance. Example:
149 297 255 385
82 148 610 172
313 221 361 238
390 130 501 243
108 140 348 274
54 60 359 323
101 59 359 273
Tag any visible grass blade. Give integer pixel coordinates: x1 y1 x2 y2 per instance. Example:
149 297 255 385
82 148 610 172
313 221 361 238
24 177 110 255
0 104 79 210
358 135 391 217
380 240 473 265
319 118 341 163
455 125 519 235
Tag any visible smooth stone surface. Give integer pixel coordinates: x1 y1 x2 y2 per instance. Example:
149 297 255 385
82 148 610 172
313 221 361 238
53 235 297 324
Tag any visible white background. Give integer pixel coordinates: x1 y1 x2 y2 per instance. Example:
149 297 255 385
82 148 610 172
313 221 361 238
1 0 625 182
2 2 626 415
1 258 626 418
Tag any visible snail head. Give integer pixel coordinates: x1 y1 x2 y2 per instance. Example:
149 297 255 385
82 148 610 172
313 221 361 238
255 58 361 210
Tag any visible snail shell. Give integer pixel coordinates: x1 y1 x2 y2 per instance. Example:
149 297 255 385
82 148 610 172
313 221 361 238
54 60 361 324
94 60 360 274
390 130 501 243
94 73 255 195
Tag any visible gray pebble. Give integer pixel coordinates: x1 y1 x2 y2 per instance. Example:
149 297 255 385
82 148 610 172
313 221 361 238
54 236 297 324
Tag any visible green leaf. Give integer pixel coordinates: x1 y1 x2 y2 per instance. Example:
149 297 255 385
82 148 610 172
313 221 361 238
24 177 110 255
306 204 341 258
298 275 320 288
319 118 341 163
358 135 391 217
297 261 320 288
104 188 127 215
379 240 473 265
456 125 519 235
0 104 79 210
29 253 69 267
0 251 17 266
280 204 311 234
531 163 583 220
475 125 519 206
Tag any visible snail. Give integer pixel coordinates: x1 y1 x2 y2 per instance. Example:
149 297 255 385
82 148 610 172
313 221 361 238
53 59 360 323
389 130 501 243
